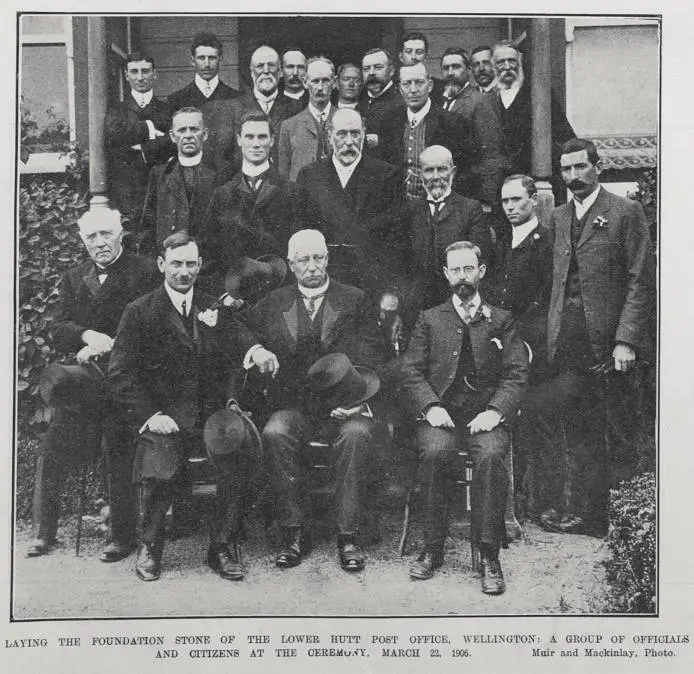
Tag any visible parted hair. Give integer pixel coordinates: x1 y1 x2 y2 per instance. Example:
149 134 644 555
441 47 470 67
561 138 601 165
503 174 538 197
444 240 483 265
401 31 429 53
362 46 393 66
160 231 198 258
125 51 155 69
238 110 273 135
191 32 223 56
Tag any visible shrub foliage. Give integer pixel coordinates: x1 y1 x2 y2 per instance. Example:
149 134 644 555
606 472 656 613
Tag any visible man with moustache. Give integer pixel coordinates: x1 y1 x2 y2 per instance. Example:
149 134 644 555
335 63 363 109
295 108 398 295
524 138 655 535
395 241 529 592
378 62 472 202
107 232 263 581
470 46 498 93
26 210 159 560
437 47 508 206
398 31 444 96
139 107 229 255
278 57 337 182
200 111 299 288
167 33 240 112
105 52 174 229
280 48 309 108
244 229 386 572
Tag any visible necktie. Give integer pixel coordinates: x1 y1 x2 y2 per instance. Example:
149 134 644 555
302 292 325 318
428 200 444 216
410 117 417 128
204 82 212 97
181 299 187 318
461 303 473 324
317 113 328 160
443 97 453 111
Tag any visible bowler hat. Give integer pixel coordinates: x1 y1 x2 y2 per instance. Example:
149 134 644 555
203 405 263 465
39 361 106 407
224 254 287 302
306 353 380 412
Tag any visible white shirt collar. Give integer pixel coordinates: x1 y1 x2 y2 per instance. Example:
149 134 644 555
499 85 521 109
195 74 219 97
298 277 330 298
407 98 431 127
254 88 278 104
573 185 602 220
178 152 203 167
368 79 394 99
480 79 498 93
242 159 270 178
425 185 453 204
95 248 124 271
283 88 305 100
308 101 332 122
511 215 539 249
332 154 361 187
164 282 194 316
131 89 153 108
452 291 481 320
337 100 358 109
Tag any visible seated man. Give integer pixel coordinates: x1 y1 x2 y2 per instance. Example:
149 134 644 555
244 229 386 572
107 232 261 582
27 209 159 560
395 241 528 593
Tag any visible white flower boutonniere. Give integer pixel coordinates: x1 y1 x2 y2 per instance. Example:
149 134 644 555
480 305 492 322
592 215 609 229
197 308 218 327
490 337 503 350
533 232 541 240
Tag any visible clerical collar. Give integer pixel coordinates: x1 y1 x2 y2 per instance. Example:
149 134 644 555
573 185 602 219
164 282 194 315
368 80 393 99
511 216 539 249
254 88 278 105
337 101 358 109
242 159 270 178
131 89 153 108
178 152 203 167
94 248 124 271
298 277 330 299
452 291 481 319
308 101 332 122
283 88 305 100
425 186 452 203
332 153 361 187
407 98 431 127
195 74 219 97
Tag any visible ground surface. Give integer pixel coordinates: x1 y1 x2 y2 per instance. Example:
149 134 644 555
13 501 610 619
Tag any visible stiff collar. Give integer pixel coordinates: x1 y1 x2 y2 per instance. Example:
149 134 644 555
332 154 361 187
308 101 332 123
572 185 602 219
195 74 219 97
94 248 124 271
178 152 203 167
283 88 306 100
337 100 358 109
164 282 194 316
298 277 330 299
242 159 270 178
511 215 539 249
367 79 394 100
131 89 153 108
407 98 431 127
425 185 452 204
254 88 278 105
452 291 481 320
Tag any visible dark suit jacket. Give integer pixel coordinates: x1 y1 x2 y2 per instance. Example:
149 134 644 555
356 84 405 138
377 104 474 198
436 85 509 204
547 187 656 363
281 89 309 109
139 157 230 253
104 95 174 224
396 297 529 420
244 280 386 410
295 156 399 292
107 285 257 431
199 167 300 280
51 252 159 354
167 79 241 112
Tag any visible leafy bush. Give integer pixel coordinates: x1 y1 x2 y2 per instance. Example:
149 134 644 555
18 179 89 426
628 168 658 245
605 472 656 613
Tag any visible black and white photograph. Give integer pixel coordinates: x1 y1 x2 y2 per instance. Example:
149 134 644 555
6 8 681 666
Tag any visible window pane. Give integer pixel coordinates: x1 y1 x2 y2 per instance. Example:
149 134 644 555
21 44 70 152
21 15 65 36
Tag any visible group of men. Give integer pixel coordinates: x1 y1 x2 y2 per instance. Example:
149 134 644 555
25 29 656 599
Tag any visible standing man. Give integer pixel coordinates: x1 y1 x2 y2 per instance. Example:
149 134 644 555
244 229 386 572
335 63 363 109
27 210 159 560
105 52 173 230
139 107 228 255
295 108 398 295
395 241 529 592
378 62 472 203
107 232 262 581
280 47 309 108
437 47 508 206
399 145 492 324
526 138 656 535
278 57 336 182
200 111 299 288
470 46 498 93
167 32 240 112
399 31 443 96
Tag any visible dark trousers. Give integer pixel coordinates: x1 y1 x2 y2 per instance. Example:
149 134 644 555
414 418 510 551
32 404 136 545
261 409 376 534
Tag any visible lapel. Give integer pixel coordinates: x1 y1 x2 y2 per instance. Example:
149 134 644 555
512 225 541 253
466 300 493 370
555 202 573 250
165 162 191 216
576 187 610 249
156 286 196 352
320 286 340 347
281 294 299 349
253 178 280 212
82 265 102 298
299 109 318 139
424 106 441 146
346 158 371 218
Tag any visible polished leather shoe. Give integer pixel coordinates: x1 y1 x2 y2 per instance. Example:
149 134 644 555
99 541 135 563
275 527 311 568
207 543 245 581
480 555 506 595
26 538 54 558
135 543 161 582
338 537 365 572
409 549 444 580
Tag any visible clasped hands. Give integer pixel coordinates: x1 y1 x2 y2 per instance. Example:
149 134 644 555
425 405 501 435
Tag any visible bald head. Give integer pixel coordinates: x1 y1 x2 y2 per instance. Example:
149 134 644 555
420 145 453 167
288 229 327 259
251 45 280 95
420 145 456 200
329 108 365 166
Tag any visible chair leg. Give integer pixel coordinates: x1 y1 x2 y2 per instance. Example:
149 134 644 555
398 489 412 556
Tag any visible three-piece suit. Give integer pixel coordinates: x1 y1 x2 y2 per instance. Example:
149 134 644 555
277 107 336 182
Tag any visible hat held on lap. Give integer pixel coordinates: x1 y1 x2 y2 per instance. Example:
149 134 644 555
306 353 380 412
203 403 263 464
